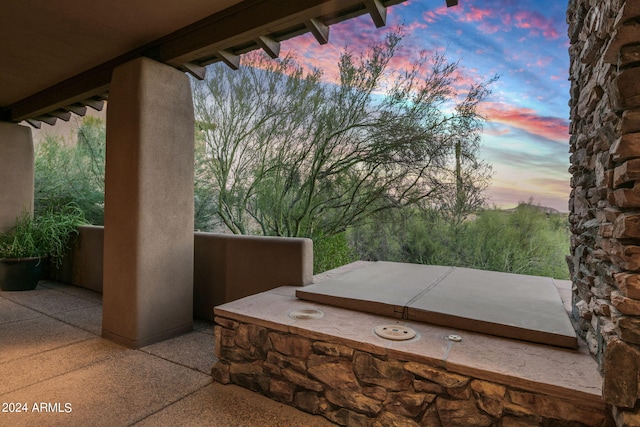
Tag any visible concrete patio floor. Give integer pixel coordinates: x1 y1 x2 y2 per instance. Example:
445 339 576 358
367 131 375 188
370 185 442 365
0 280 335 427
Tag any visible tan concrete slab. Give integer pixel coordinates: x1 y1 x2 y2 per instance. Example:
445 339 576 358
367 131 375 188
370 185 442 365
0 316 93 363
140 330 215 374
39 280 103 305
1 286 99 316
133 382 336 427
297 262 577 349
0 296 43 324
408 267 577 348
216 291 447 360
0 351 211 427
554 278 573 313
0 338 126 395
50 305 103 335
443 329 603 406
193 318 215 335
1 280 345 426
297 263 452 318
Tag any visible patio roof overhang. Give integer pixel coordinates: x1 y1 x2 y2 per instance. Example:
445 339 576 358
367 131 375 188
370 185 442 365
0 0 448 127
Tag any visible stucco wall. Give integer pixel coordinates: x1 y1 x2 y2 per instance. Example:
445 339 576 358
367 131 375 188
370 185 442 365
52 226 313 320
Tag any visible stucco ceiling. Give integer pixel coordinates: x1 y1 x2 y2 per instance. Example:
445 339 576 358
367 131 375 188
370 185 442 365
0 0 412 126
0 0 242 108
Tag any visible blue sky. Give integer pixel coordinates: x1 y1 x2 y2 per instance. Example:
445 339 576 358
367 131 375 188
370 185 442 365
281 0 570 211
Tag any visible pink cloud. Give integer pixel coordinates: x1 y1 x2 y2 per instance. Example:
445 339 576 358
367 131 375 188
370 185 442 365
480 102 569 143
533 56 553 67
478 22 501 34
438 2 562 41
513 10 559 39
458 6 493 23
485 127 511 137
422 10 438 24
402 20 428 32
422 6 448 24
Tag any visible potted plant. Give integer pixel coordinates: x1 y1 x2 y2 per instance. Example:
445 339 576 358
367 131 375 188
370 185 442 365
0 205 87 291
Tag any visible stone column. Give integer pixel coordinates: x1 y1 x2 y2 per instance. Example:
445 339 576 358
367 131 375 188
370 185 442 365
0 122 34 232
567 0 640 424
102 57 194 348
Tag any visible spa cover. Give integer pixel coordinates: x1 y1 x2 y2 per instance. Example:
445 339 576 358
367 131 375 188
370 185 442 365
296 262 577 349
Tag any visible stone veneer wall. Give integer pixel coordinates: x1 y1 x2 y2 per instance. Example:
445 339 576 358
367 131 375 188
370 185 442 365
567 0 640 422
212 316 606 427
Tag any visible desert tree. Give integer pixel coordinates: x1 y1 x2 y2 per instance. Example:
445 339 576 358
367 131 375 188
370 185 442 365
193 31 495 240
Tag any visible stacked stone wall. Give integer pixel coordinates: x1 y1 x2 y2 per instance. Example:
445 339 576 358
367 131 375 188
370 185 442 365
567 0 640 422
212 316 606 426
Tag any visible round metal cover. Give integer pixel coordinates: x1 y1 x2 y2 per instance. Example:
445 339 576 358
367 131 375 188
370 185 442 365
374 325 416 341
289 309 324 320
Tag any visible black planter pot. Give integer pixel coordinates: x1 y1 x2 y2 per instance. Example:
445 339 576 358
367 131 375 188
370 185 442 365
0 257 46 291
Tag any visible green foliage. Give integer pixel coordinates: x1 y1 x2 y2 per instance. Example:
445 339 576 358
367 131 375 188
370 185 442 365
349 202 570 279
34 117 105 224
313 233 358 274
0 204 87 268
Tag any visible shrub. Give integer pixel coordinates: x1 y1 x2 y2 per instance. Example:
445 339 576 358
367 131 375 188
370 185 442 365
349 203 570 279
313 232 358 274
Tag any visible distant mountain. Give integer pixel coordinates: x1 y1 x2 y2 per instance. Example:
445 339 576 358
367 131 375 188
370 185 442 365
503 204 561 214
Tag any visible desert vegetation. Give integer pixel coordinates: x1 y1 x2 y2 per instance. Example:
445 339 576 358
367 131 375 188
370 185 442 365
31 31 569 279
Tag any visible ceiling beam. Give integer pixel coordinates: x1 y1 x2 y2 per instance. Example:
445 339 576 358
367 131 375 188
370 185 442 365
217 50 241 70
4 0 407 122
182 62 207 80
63 104 88 116
34 115 57 126
25 119 41 129
49 109 72 121
255 36 281 59
81 99 105 111
306 19 330 45
365 0 387 28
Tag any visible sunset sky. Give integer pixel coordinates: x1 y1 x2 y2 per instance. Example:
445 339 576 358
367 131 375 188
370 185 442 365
282 0 571 212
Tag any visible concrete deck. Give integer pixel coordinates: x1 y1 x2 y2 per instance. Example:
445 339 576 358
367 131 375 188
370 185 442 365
0 281 334 426
0 262 605 425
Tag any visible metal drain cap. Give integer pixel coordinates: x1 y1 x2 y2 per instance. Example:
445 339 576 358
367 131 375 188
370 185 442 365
374 325 416 341
289 309 324 320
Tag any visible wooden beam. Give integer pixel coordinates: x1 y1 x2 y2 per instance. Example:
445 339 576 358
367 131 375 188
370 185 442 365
446 0 459 7
49 110 72 121
64 104 88 116
34 115 57 126
306 18 330 45
182 62 207 80
155 0 356 63
6 0 408 122
217 50 240 70
256 35 281 59
81 99 104 111
365 0 387 28
9 73 112 122
25 119 41 129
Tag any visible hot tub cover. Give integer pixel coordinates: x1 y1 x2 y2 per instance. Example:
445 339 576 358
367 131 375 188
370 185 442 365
296 262 577 349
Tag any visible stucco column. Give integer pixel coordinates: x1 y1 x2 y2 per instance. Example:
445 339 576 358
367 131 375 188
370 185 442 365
102 57 194 348
0 122 34 233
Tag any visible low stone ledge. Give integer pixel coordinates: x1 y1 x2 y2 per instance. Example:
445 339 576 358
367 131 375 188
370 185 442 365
212 313 608 427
